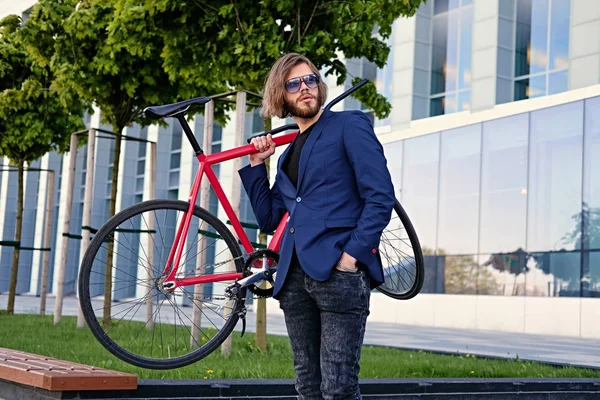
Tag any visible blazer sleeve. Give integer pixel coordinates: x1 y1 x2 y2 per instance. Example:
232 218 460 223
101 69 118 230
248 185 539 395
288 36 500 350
341 111 396 266
238 163 287 234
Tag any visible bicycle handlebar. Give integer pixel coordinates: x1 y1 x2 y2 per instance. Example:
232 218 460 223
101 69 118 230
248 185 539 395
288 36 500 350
246 78 369 144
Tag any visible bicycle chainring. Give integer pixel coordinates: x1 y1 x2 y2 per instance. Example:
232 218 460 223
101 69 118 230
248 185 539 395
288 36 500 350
244 249 279 298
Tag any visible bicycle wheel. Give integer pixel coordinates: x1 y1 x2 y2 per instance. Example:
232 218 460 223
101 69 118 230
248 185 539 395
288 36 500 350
78 199 245 369
376 199 424 299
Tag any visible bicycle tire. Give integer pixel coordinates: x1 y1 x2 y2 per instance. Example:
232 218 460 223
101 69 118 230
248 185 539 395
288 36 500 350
78 199 245 369
376 199 424 299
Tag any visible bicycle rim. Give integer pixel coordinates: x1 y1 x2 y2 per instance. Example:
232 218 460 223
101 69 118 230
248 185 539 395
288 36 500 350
376 199 425 299
78 200 245 369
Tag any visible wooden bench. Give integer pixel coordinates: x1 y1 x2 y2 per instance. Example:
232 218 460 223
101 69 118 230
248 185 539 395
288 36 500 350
0 348 137 391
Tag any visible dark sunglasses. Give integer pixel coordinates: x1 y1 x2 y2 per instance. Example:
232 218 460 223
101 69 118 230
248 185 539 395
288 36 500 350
284 74 320 93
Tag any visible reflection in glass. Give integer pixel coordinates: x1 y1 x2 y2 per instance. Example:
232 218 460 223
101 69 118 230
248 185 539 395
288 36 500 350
383 141 403 200
437 124 481 254
549 0 571 70
431 13 449 95
583 97 600 250
528 251 581 297
480 253 527 296
458 91 470 111
442 255 480 294
459 7 472 90
480 114 528 253
514 74 546 101
422 254 445 293
549 70 568 95
515 0 549 77
583 252 600 297
430 96 446 117
402 133 440 253
528 102 583 251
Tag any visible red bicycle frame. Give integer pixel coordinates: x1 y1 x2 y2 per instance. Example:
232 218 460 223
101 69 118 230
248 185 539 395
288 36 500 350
161 132 297 289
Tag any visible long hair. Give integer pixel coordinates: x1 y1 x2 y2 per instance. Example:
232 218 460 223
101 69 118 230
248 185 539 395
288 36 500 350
261 53 328 119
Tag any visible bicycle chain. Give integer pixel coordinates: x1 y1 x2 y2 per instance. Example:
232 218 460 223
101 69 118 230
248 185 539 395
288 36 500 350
174 253 274 300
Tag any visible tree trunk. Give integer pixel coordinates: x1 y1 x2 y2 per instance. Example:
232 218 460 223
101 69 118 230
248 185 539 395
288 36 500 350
255 117 272 352
6 160 25 315
103 129 123 329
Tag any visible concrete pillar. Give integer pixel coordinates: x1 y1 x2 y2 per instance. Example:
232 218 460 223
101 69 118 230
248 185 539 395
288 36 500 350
569 0 600 89
391 12 418 129
471 0 500 111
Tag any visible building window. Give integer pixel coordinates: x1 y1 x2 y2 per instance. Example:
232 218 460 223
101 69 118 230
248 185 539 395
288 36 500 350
168 122 182 191
514 0 570 101
135 127 147 195
430 0 473 117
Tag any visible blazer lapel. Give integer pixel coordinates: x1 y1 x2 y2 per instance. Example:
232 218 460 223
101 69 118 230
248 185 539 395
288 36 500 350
275 134 296 192
296 110 333 193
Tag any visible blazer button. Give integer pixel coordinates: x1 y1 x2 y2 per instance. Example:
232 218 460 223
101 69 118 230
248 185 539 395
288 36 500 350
296 197 301 203
290 227 295 233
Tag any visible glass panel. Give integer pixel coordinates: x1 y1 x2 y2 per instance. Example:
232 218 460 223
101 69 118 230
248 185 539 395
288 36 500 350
137 142 147 158
170 152 181 170
528 251 581 297
458 6 472 90
430 96 445 117
480 253 527 296
515 0 549 77
136 160 145 175
431 14 449 95
549 0 570 71
437 124 481 254
213 124 223 142
434 0 449 14
402 133 440 253
584 251 600 297
497 47 513 77
383 141 403 200
549 70 568 95
443 255 478 294
461 0 472 5
458 90 470 111
171 124 182 151
169 171 180 188
421 254 445 293
136 178 144 193
514 75 546 101
413 69 429 97
499 0 515 19
498 18 514 51
583 97 600 250
528 101 584 251
480 114 528 254
446 11 459 93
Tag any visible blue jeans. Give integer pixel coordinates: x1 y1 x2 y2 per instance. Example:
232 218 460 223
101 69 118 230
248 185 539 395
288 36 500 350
278 259 371 400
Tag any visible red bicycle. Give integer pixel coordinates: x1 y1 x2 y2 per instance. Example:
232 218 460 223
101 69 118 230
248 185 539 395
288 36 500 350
78 80 424 369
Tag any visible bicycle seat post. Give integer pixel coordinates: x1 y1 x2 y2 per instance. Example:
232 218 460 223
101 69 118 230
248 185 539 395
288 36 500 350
176 114 203 156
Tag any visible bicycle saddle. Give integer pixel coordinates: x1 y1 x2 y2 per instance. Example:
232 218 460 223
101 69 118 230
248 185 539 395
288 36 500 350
144 97 211 119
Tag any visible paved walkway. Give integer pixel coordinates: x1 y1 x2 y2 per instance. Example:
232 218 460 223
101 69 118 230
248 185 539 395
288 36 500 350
1 294 599 369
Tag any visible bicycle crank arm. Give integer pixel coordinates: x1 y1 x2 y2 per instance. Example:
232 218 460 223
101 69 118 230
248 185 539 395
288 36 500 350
236 267 276 288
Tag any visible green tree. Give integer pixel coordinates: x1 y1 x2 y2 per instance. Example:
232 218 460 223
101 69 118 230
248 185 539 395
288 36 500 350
113 0 426 117
0 15 85 314
22 0 227 327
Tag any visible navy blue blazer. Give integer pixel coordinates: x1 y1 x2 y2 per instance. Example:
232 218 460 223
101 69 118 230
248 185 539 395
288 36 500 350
238 109 395 298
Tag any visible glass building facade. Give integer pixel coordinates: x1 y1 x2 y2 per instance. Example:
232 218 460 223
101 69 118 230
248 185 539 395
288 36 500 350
430 0 473 116
384 96 600 298
514 0 571 101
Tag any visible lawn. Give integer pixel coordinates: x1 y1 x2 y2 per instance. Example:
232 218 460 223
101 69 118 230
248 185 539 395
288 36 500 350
1 313 598 380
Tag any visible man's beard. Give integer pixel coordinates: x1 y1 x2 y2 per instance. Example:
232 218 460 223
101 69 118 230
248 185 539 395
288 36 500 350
284 94 322 118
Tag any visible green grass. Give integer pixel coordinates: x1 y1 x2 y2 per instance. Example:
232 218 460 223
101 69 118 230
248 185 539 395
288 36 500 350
1 313 598 380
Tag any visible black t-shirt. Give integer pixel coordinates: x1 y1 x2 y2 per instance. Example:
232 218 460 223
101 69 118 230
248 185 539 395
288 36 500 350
281 124 314 188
